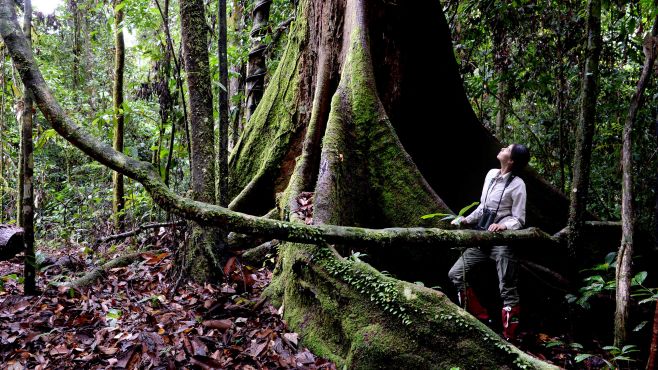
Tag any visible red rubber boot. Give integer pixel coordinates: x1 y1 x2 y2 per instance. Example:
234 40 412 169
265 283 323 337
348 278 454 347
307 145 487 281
502 305 520 340
458 287 490 321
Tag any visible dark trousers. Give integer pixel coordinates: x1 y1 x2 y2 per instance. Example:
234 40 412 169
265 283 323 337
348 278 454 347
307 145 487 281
448 245 519 306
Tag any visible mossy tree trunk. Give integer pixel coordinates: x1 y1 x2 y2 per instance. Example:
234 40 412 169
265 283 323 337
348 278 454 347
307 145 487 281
179 0 223 282
112 0 126 230
0 0 571 366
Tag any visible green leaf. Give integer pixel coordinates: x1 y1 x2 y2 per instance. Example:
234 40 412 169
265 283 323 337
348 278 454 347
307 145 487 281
458 201 479 216
604 252 617 265
35 129 57 151
420 213 452 220
574 354 592 362
631 271 647 286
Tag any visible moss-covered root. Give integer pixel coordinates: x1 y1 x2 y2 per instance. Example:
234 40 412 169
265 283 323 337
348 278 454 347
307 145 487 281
265 242 557 369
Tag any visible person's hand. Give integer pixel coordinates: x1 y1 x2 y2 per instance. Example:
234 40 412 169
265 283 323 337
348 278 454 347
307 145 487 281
488 223 507 232
451 216 465 226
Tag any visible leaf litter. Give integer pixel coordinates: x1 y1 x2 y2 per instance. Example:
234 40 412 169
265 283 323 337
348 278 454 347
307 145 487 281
0 229 336 369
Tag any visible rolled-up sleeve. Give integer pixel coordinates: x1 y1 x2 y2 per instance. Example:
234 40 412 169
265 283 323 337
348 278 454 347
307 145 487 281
500 181 526 230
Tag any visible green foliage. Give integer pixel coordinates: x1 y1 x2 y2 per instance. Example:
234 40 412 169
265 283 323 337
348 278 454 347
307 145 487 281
421 201 479 220
567 252 651 309
447 0 658 233
574 344 640 369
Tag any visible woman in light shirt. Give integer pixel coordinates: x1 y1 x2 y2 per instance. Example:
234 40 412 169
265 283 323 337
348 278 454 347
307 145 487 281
448 144 530 341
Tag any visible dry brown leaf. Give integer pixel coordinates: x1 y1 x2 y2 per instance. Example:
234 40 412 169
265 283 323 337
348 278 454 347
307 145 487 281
202 319 233 331
49 344 69 356
97 345 119 355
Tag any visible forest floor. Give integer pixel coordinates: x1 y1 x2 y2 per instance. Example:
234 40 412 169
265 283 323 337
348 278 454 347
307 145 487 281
0 226 636 369
0 227 336 369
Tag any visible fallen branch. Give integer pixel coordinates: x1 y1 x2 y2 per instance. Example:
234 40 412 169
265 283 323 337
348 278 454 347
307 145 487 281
552 220 621 241
61 250 163 288
99 221 185 243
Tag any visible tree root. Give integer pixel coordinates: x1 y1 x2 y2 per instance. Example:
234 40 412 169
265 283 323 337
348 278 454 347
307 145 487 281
61 250 162 288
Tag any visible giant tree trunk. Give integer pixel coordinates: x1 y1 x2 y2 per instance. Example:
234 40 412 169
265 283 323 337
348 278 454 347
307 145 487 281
0 0 570 366
614 16 658 347
112 0 126 230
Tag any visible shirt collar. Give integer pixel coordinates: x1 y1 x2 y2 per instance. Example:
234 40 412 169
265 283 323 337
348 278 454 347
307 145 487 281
496 170 513 180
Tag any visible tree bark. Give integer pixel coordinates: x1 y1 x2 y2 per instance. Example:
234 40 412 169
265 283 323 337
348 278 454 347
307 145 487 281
0 0 569 366
20 0 35 295
112 0 126 230
245 0 271 121
567 0 601 260
649 301 658 370
614 15 658 347
0 49 5 224
228 0 245 151
217 0 229 207
179 0 222 282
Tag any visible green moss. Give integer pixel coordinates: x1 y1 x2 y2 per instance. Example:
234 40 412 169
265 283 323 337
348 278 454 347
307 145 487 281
264 240 554 369
228 5 309 201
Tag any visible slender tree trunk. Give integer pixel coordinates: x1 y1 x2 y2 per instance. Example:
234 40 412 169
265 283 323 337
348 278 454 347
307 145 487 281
495 80 507 141
21 0 35 295
615 16 658 347
228 0 245 150
0 49 5 224
245 0 271 121
217 0 229 207
112 0 126 230
180 0 221 281
567 0 601 259
649 301 658 370
69 0 81 89
155 0 192 168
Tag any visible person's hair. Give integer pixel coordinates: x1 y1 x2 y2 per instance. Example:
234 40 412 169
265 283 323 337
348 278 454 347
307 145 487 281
510 144 530 172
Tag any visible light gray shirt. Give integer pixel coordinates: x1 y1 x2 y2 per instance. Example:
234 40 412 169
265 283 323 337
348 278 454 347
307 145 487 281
463 169 527 230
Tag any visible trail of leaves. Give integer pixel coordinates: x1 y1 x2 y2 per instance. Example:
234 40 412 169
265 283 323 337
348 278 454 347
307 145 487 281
0 242 336 369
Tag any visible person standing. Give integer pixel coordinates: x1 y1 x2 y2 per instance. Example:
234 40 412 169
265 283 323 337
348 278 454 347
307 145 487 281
448 144 530 340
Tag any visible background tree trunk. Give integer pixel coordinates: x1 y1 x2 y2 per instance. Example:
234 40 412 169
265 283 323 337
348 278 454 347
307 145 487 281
567 0 601 260
614 17 658 347
112 0 126 230
179 0 221 282
228 0 246 150
217 0 229 207
21 0 35 295
245 0 271 121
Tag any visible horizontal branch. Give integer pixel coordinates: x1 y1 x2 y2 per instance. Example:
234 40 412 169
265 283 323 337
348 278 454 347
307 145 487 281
0 2 560 251
99 221 185 243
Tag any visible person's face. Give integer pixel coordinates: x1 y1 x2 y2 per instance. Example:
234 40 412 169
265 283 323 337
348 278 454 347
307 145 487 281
497 144 514 164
